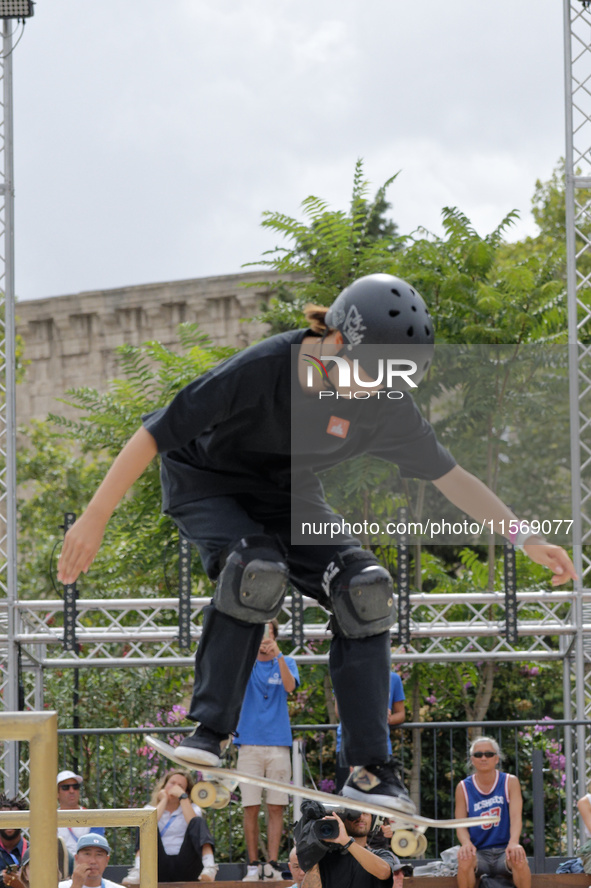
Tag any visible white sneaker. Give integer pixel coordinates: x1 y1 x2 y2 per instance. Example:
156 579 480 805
242 864 261 881
262 862 284 881
122 865 140 887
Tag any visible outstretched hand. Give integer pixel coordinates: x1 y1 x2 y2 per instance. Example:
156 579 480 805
523 539 578 586
57 510 107 585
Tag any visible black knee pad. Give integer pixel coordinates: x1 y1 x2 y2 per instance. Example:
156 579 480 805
213 535 289 623
323 548 396 638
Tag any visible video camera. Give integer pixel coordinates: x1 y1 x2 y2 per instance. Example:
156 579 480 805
293 800 367 870
302 801 366 840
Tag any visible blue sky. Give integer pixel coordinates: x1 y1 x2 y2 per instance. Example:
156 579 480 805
13 0 565 301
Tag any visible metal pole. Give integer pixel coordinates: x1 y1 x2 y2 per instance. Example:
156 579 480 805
532 748 546 873
292 738 304 822
2 16 19 795
563 647 575 855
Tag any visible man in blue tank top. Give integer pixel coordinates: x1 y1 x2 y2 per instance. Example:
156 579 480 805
455 737 531 888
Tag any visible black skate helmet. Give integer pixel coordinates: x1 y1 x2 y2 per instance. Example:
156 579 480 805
325 274 434 386
325 274 433 346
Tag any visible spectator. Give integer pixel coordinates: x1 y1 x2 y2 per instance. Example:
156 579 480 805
1 847 29 888
577 783 591 839
298 810 403 888
57 771 105 857
286 846 306 888
235 619 299 881
455 736 531 888
335 669 405 791
59 835 123 888
0 794 28 888
123 768 217 887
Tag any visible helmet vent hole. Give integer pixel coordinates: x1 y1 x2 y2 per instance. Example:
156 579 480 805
407 326 414 337
389 309 400 318
410 288 415 296
411 306 417 312
425 326 431 336
391 288 401 297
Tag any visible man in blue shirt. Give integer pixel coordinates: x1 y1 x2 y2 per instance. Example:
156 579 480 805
235 619 299 881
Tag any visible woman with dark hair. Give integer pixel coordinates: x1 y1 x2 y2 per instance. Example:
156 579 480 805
58 273 577 817
123 769 216 886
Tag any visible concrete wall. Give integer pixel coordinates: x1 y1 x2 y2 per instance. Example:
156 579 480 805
15 271 279 426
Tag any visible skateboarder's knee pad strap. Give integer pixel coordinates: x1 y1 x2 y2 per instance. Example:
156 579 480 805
324 548 396 638
213 535 289 623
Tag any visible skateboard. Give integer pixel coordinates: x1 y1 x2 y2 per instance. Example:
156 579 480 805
146 734 499 857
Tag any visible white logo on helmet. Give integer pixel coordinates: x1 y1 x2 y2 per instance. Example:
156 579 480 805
342 305 366 346
330 305 346 327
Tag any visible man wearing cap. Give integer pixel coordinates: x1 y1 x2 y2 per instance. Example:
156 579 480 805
57 771 105 857
59 835 123 888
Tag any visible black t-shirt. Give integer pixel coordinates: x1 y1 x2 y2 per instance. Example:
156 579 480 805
142 329 456 512
318 846 398 888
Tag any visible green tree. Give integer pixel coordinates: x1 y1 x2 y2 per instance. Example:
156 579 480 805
18 325 235 601
246 158 401 331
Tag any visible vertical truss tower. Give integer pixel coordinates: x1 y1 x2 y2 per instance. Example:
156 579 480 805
564 0 591 829
0 17 19 795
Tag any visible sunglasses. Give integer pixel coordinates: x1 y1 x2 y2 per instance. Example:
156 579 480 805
471 751 496 758
59 783 81 791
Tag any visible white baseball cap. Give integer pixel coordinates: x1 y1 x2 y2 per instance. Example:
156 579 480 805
57 770 83 786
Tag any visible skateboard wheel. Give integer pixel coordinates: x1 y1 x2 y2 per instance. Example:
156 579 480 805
391 829 418 857
191 781 217 807
416 833 428 856
211 785 232 809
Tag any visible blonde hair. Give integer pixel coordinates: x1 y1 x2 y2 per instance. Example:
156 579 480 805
149 768 195 806
303 304 332 335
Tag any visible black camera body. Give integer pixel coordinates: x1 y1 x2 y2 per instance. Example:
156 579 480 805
294 800 364 871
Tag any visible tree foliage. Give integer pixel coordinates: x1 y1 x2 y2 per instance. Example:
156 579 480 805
245 159 402 331
18 325 235 600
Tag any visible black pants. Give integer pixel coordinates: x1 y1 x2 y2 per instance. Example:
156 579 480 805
157 816 212 882
171 494 392 765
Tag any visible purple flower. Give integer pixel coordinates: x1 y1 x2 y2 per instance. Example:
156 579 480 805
320 779 336 794
425 695 437 705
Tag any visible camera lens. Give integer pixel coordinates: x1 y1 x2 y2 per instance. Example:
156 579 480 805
312 820 340 840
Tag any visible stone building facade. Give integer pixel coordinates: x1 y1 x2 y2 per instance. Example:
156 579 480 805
15 271 280 427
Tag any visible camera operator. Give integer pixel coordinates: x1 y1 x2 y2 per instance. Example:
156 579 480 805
297 807 403 888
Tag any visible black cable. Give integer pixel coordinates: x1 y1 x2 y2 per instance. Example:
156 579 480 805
0 21 27 59
49 537 64 598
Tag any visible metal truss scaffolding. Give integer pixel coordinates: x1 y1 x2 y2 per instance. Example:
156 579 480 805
0 19 19 796
564 0 591 831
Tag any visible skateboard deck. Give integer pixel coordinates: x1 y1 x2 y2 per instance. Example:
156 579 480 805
146 733 499 846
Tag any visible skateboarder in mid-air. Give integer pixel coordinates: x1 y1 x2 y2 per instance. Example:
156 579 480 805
57 274 577 816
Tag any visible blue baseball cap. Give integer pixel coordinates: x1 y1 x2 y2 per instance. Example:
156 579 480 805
76 834 110 854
